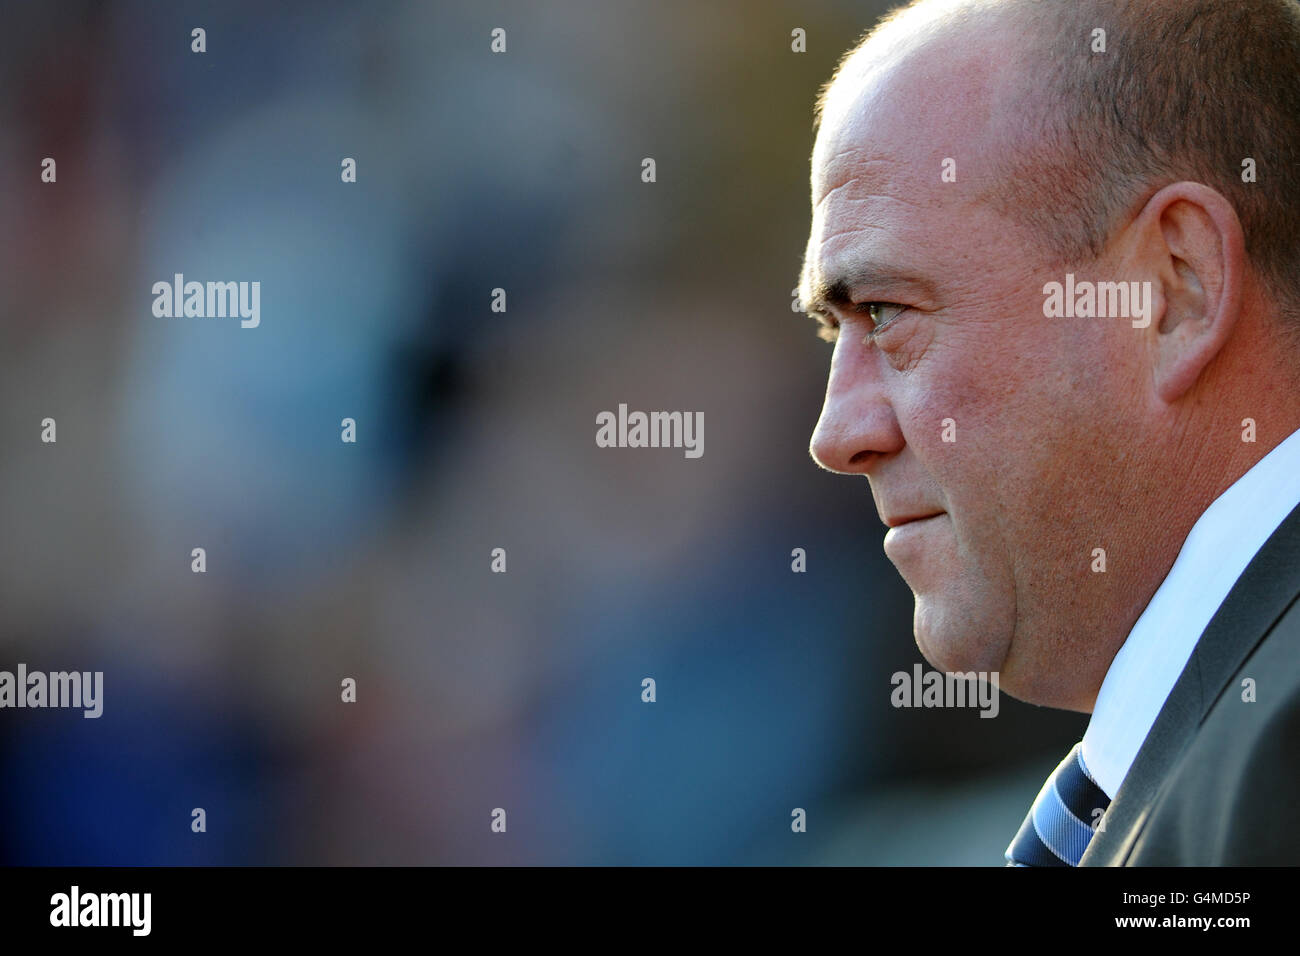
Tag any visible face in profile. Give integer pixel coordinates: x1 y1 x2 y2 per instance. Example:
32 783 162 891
801 39 1139 709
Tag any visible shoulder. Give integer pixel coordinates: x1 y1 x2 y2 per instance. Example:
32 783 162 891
1206 675 1300 863
1188 603 1300 863
1128 600 1300 864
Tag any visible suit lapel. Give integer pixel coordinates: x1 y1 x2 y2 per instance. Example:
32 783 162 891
1081 499 1300 865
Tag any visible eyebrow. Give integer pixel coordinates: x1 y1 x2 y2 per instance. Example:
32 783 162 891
799 259 935 315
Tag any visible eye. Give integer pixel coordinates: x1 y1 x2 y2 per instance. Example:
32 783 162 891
808 302 908 344
858 302 907 338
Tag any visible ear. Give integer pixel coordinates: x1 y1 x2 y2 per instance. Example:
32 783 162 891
1130 182 1246 404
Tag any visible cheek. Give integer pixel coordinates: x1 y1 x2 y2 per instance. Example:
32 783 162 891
897 340 1026 481
894 345 1044 561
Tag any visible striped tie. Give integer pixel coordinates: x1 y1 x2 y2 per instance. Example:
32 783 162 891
1005 742 1111 866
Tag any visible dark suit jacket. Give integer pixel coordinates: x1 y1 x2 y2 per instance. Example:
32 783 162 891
1080 500 1300 865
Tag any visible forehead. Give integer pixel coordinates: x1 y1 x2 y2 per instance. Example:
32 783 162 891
803 26 1015 299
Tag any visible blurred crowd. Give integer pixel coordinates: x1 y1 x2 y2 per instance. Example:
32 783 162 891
0 0 1084 864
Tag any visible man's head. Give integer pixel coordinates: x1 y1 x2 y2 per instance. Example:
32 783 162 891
800 0 1300 711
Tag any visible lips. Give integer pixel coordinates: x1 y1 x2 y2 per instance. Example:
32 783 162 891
882 511 944 529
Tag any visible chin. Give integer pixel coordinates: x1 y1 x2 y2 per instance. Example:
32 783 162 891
912 595 1007 676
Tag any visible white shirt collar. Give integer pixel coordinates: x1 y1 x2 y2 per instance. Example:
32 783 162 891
1082 426 1300 799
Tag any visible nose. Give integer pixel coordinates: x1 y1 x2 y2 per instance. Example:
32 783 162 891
809 337 905 474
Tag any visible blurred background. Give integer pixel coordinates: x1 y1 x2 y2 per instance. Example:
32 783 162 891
0 0 1084 864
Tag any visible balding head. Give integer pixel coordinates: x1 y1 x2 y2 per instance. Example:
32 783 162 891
800 0 1300 710
814 0 1300 332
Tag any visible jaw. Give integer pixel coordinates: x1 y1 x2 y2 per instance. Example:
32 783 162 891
911 584 1012 678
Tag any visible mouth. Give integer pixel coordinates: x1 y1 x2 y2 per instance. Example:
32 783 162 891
883 511 945 529
882 512 946 562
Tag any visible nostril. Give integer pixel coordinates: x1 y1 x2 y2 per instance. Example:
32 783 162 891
848 449 877 467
